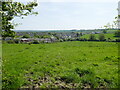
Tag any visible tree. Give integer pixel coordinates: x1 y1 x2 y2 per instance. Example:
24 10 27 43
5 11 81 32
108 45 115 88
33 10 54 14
99 33 105 41
103 29 107 33
89 34 96 41
104 23 111 30
1 1 38 38
114 30 120 37
22 34 30 38
113 20 118 29
76 32 83 37
80 32 83 36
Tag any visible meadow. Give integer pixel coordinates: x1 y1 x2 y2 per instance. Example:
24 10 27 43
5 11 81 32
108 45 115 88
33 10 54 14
80 33 119 40
2 41 119 88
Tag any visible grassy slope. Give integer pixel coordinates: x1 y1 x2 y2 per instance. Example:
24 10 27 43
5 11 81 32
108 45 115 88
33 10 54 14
80 33 119 40
2 41 119 88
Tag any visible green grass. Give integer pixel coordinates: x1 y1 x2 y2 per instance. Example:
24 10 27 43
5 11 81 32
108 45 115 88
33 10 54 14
2 41 119 88
81 33 119 40
107 30 118 33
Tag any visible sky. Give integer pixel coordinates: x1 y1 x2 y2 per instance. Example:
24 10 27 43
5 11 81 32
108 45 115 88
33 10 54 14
13 0 119 30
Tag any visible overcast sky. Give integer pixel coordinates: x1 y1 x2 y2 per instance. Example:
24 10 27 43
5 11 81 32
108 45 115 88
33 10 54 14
13 0 119 30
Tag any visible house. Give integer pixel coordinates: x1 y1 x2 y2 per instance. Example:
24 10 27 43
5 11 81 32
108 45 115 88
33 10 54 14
44 38 52 43
21 38 30 43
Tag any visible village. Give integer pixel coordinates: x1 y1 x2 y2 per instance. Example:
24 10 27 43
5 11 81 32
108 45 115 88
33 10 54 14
3 30 107 44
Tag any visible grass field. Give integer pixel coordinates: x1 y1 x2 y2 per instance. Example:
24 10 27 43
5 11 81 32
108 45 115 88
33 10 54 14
80 33 119 40
2 41 119 88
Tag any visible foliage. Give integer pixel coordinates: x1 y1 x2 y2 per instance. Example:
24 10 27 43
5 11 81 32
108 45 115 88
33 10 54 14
1 1 38 38
34 34 40 38
2 30 15 39
76 32 82 37
89 34 96 41
115 39 120 42
103 30 107 33
79 38 87 41
6 40 15 44
98 34 105 41
22 34 30 38
14 39 20 44
41 35 51 38
104 23 111 29
32 40 39 44
114 30 120 37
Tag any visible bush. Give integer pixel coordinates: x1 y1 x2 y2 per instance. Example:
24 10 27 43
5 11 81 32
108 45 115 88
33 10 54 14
103 30 107 33
59 39 63 42
106 38 111 42
41 35 50 38
89 34 96 41
115 39 120 42
7 40 15 44
14 39 20 44
32 40 39 44
79 38 87 41
22 34 30 38
99 34 105 41
114 30 120 37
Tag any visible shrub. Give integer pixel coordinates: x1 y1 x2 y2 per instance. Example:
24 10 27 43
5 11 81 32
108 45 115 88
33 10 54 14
79 38 87 41
106 38 111 42
99 34 105 41
22 34 30 38
114 30 120 37
59 39 63 42
14 39 20 44
41 35 50 38
28 42 32 45
76 38 81 41
103 30 107 33
115 39 120 42
7 40 15 44
89 34 96 41
32 40 39 44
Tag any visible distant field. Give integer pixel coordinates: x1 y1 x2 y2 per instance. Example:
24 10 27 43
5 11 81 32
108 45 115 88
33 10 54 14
80 29 119 40
81 33 119 40
107 30 118 33
2 41 119 88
